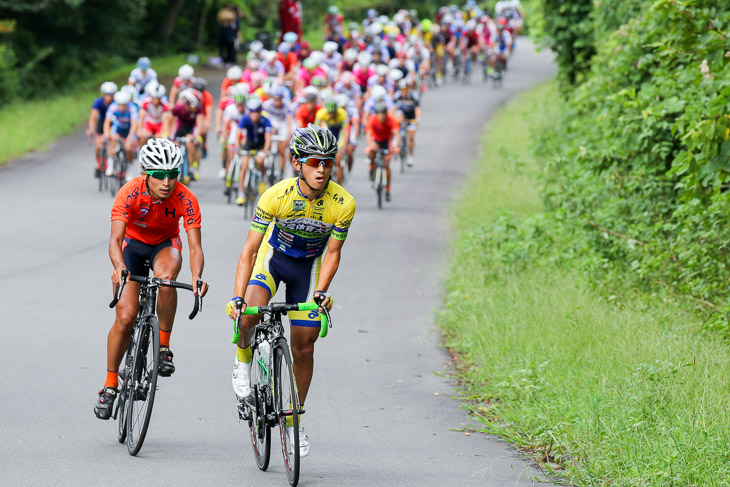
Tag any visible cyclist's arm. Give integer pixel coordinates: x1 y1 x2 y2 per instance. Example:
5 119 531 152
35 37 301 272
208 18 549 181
264 131 272 152
109 220 127 286
137 109 147 136
315 236 344 294
232 229 266 300
185 227 208 297
87 108 99 136
103 116 112 138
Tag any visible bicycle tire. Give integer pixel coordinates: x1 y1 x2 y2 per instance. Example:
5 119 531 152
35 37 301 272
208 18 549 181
273 338 300 486
244 167 258 219
248 343 272 471
126 316 159 456
400 133 407 174
375 167 384 210
268 152 280 187
226 154 240 205
116 354 132 444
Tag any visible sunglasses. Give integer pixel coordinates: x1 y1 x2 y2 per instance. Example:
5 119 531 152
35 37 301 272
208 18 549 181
147 170 180 180
300 156 335 168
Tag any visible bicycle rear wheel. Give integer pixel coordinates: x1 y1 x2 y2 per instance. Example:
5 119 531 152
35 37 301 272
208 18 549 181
375 167 384 209
126 317 159 456
248 342 272 470
273 338 300 487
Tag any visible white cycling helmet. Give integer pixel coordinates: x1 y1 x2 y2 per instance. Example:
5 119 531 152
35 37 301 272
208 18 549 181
344 48 358 63
250 40 263 53
375 64 389 77
388 58 400 69
246 96 263 111
100 81 118 95
227 65 243 80
388 69 403 82
180 89 199 108
145 81 166 98
262 50 276 63
178 64 194 79
357 51 372 67
139 138 183 171
371 85 387 100
309 50 324 65
323 41 338 54
113 90 131 105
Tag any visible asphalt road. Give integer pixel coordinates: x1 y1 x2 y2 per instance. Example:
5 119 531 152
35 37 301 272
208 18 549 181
0 40 556 486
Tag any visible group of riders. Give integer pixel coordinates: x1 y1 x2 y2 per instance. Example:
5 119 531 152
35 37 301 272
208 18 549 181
91 2 523 459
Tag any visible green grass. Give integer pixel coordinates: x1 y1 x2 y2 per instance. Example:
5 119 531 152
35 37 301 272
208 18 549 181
440 80 730 485
0 53 206 166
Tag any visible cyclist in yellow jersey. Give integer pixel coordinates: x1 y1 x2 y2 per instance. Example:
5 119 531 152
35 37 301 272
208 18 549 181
315 97 349 184
226 123 355 458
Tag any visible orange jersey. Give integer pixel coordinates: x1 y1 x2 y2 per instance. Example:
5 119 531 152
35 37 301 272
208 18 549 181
111 176 202 245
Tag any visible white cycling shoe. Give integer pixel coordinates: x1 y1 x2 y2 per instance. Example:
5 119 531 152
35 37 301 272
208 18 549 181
286 426 309 457
217 168 227 179
232 359 252 399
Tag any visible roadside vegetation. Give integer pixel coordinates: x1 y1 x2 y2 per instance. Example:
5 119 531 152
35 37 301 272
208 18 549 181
440 81 730 485
0 54 198 166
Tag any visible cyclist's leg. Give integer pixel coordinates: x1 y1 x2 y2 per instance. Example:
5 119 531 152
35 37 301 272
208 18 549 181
150 239 183 348
283 253 322 406
239 153 250 192
408 123 417 156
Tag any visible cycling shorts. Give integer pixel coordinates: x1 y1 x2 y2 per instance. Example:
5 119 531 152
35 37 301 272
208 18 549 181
122 237 183 276
143 120 163 136
112 127 130 138
249 241 322 327
174 124 196 139
270 119 290 140
243 138 266 152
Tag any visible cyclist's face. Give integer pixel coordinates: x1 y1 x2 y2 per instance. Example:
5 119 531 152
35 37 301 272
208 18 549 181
146 173 177 200
250 111 261 122
118 104 128 112
103 94 113 104
296 157 331 190
377 111 387 122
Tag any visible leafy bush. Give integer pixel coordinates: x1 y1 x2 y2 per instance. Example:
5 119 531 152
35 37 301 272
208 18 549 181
532 0 730 326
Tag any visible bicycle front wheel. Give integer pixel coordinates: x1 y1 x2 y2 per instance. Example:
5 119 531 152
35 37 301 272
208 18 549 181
248 343 271 470
273 338 300 487
126 317 160 456
375 167 384 210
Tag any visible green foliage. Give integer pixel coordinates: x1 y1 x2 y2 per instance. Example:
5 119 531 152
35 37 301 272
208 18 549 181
535 0 730 324
0 0 219 104
530 0 596 85
440 79 730 486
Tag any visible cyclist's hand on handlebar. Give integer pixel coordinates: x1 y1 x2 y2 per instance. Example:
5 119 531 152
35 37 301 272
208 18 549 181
111 267 128 287
226 297 246 319
192 277 209 297
313 291 333 312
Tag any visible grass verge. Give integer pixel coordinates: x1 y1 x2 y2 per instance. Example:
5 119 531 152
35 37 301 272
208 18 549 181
439 80 730 486
0 53 207 166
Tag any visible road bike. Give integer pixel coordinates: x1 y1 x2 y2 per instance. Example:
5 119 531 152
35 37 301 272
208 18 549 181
109 139 128 197
91 135 109 193
372 148 388 209
231 299 331 487
492 53 507 89
109 267 202 456
174 136 193 184
269 134 288 187
399 122 410 174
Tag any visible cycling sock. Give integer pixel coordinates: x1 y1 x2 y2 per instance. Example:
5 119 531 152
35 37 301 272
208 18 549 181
160 327 172 348
237 346 252 363
105 369 119 389
386 184 391 192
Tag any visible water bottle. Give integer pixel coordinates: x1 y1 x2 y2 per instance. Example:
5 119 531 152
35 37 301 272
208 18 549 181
258 340 271 372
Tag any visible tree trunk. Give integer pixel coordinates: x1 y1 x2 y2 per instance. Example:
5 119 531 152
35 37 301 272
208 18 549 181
161 0 186 50
196 0 213 51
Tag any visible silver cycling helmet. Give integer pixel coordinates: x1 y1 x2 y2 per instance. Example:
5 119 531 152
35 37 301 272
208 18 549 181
139 138 183 171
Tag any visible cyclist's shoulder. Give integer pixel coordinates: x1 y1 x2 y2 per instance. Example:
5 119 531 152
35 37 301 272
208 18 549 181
113 176 146 206
324 181 356 211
